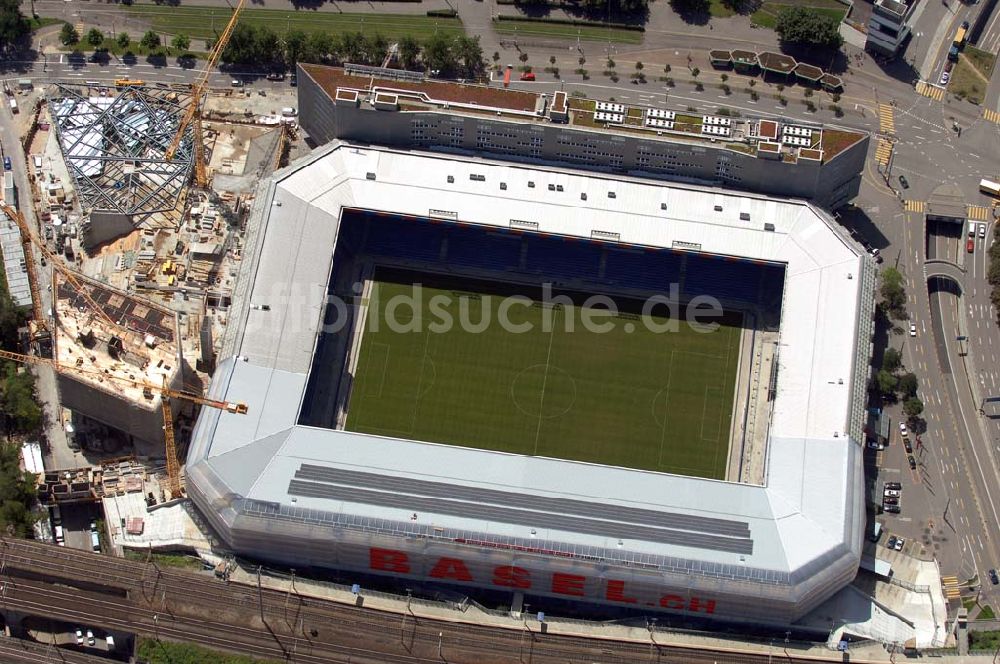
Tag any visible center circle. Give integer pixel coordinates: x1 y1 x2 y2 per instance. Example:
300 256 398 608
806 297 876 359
510 364 577 419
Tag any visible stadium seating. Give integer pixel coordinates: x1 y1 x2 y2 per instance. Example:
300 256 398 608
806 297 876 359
339 211 785 312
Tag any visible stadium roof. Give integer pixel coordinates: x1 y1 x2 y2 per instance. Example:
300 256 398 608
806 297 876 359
189 141 867 592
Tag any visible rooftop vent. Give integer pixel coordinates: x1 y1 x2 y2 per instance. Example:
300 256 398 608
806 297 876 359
660 203 667 210
528 181 535 188
608 191 617 199
500 182 507 191
580 192 587 201
469 174 485 182
713 204 723 212
740 212 751 221
365 172 376 181
447 175 454 183
764 222 776 232
548 184 556 191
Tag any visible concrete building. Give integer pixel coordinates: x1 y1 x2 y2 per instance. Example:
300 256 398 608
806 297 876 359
187 141 876 627
296 64 868 210
866 0 920 58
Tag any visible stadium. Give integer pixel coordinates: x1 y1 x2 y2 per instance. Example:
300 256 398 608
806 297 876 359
187 140 875 626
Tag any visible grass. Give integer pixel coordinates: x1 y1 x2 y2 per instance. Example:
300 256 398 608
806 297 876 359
948 46 996 105
978 605 996 620
492 19 644 44
137 638 281 664
971 630 1000 651
751 2 847 30
345 271 741 479
708 0 739 18
29 17 64 31
123 549 206 571
125 7 463 42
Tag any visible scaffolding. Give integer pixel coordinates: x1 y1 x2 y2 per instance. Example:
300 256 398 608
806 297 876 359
47 84 195 216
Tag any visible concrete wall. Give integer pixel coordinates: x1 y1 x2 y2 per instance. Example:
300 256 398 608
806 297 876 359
298 65 867 210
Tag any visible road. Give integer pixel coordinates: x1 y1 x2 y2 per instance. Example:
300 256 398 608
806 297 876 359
0 538 866 664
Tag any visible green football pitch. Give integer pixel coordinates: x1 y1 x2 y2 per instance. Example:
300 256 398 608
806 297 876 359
345 273 742 479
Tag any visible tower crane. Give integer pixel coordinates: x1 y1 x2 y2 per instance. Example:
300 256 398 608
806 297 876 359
0 348 248 498
165 0 247 188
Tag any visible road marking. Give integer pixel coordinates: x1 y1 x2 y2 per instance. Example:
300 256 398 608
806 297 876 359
915 81 945 102
967 205 991 221
904 200 926 212
983 108 1000 124
878 103 896 134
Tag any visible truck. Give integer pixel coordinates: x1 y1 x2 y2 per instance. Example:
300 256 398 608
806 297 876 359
8 98 17 114
980 179 1000 198
90 530 100 552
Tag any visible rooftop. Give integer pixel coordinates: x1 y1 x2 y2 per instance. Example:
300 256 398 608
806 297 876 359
188 142 869 580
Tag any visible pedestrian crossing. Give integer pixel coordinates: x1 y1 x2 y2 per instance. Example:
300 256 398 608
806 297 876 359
916 81 945 101
875 138 893 167
904 200 925 213
878 103 895 135
967 205 992 221
983 108 1000 124
942 576 961 600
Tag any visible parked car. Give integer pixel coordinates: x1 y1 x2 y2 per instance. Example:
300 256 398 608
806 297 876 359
883 496 899 506
886 535 898 549
86 630 95 646
519 72 536 81
266 72 285 81
884 489 901 498
904 439 913 454
908 455 917 469
884 504 901 514
980 223 987 239
894 537 905 551
3 156 11 171
75 629 83 645
939 71 951 86
899 422 908 437
898 175 909 189
885 482 902 490
989 569 999 585
968 237 976 253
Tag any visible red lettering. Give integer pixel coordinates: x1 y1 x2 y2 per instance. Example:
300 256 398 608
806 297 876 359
605 580 637 604
369 548 410 574
688 597 716 615
429 557 473 582
659 594 685 610
492 565 532 589
552 572 586 597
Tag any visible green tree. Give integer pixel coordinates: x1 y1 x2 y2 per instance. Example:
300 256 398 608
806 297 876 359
454 35 484 78
898 372 918 398
880 266 907 319
60 23 79 46
170 34 190 51
86 28 104 48
0 0 29 53
670 0 710 14
117 32 131 49
882 347 902 373
140 30 161 51
0 370 41 434
876 369 898 395
399 35 421 70
423 32 456 74
903 397 924 420
284 29 307 66
774 6 844 50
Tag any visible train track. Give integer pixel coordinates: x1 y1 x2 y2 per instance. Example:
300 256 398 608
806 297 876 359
0 538 874 663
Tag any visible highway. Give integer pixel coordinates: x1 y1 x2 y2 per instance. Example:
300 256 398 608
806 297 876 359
0 538 870 664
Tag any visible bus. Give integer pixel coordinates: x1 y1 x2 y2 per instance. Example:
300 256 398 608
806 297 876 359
980 179 1000 198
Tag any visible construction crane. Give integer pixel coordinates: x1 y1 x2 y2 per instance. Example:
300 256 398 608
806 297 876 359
0 348 248 498
0 203 47 341
165 0 247 188
0 202 126 343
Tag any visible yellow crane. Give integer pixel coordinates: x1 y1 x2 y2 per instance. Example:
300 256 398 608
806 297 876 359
0 204 46 339
165 0 247 188
0 348 248 498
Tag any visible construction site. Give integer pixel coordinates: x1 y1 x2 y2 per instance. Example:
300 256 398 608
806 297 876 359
0 1 297 545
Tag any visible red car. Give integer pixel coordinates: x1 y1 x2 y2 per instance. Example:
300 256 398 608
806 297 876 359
519 72 535 81
968 238 975 253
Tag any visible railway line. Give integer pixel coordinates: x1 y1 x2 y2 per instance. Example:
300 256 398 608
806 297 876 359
0 538 873 663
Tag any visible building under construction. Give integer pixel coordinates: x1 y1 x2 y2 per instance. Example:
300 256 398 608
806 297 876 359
47 84 194 249
53 270 184 445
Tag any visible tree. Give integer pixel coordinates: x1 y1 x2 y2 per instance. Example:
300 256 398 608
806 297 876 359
0 0 29 53
720 73 728 82
284 29 307 66
774 6 844 50
86 28 104 48
117 32 131 49
423 32 456 74
880 266 907 319
519 51 529 63
882 347 902 373
170 34 190 51
903 397 924 420
670 0 710 13
140 30 161 51
454 35 484 78
549 55 556 66
635 61 644 71
60 23 79 46
898 372 918 398
876 369 898 395
691 67 700 77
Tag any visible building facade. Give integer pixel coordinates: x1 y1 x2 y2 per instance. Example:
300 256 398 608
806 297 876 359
866 0 919 57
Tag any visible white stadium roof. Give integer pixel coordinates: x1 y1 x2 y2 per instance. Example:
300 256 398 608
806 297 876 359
188 141 872 622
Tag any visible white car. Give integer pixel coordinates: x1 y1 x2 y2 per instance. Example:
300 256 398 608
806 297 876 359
939 71 950 85
86 630 95 646
894 537 905 551
899 422 908 436
884 489 901 498
909 323 917 337
75 629 83 645
980 223 987 238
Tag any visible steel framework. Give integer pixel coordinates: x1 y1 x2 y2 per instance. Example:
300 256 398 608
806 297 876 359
48 84 194 216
